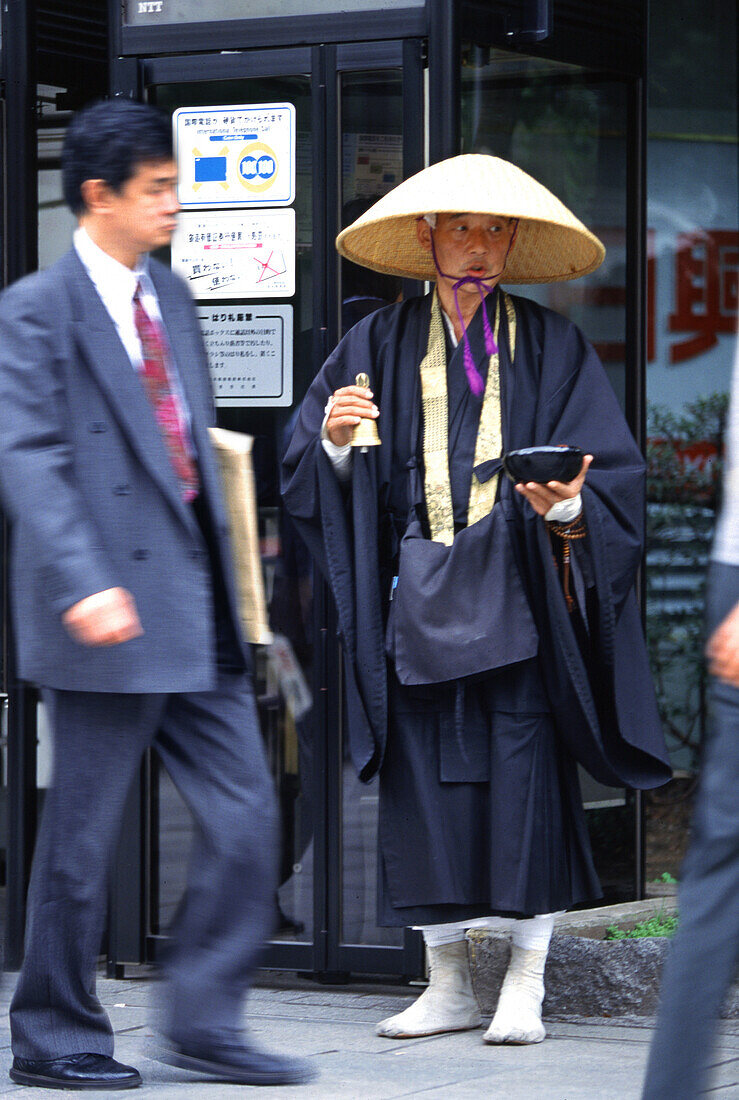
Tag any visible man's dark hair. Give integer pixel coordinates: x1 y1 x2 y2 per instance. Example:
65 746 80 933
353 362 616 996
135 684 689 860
62 98 173 215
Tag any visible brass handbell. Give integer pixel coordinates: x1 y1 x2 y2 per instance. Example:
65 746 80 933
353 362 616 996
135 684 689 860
350 372 381 448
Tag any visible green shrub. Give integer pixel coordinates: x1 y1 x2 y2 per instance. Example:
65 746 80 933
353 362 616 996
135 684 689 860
605 912 678 940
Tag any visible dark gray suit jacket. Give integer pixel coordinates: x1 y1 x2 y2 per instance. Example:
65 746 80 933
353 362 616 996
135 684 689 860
0 248 248 692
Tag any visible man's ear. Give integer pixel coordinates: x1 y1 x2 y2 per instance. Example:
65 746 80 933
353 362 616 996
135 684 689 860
80 178 113 215
416 217 432 253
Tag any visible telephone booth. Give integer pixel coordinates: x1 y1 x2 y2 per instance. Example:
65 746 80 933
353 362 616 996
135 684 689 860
4 0 651 982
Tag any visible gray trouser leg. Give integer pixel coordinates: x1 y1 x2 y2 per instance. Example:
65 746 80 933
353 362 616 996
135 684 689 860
10 691 166 1059
155 671 279 1045
10 671 279 1059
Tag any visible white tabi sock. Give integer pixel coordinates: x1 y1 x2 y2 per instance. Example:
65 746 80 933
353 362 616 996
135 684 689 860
483 914 558 1045
375 938 482 1039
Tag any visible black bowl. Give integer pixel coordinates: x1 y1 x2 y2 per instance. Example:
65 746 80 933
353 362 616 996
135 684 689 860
503 445 584 485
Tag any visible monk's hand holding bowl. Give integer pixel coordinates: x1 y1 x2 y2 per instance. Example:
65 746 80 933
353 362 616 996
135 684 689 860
515 453 593 517
326 384 380 447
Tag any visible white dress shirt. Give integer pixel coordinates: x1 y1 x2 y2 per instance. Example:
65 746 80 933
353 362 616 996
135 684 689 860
74 226 194 436
74 226 163 367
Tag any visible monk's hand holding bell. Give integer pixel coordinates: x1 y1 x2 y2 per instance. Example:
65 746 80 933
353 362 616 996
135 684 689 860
326 376 380 447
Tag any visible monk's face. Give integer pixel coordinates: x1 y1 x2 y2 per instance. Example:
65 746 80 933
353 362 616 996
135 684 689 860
416 213 517 298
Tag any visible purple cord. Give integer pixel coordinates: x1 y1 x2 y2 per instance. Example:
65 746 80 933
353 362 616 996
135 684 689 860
429 223 518 396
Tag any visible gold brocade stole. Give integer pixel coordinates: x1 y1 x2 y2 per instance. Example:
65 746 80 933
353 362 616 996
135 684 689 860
420 290 517 546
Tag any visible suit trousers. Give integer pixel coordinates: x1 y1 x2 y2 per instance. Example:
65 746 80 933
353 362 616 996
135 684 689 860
9 670 279 1059
642 561 739 1099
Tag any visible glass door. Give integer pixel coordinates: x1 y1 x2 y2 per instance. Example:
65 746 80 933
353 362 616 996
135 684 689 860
461 50 632 409
144 52 319 973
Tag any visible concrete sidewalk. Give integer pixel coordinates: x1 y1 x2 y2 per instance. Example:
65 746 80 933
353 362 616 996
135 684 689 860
0 970 737 1099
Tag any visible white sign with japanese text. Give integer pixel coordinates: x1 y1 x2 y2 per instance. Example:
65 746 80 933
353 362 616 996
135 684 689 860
172 209 295 298
197 304 293 407
174 103 296 208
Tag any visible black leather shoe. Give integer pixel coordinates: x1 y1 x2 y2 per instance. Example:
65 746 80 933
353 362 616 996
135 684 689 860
9 1053 141 1090
159 1039 316 1085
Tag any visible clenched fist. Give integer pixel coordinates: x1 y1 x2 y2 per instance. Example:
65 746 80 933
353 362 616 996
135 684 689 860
62 587 143 647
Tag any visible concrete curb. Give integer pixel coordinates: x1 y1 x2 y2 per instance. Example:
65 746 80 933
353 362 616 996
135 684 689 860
466 901 739 1019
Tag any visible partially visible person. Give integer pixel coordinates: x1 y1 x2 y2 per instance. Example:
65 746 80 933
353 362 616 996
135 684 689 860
642 332 739 1099
0 98 313 1090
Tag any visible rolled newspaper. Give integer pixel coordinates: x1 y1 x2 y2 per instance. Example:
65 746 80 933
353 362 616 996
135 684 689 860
208 426 272 645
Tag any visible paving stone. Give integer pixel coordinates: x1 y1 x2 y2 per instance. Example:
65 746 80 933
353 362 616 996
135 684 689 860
0 967 737 1099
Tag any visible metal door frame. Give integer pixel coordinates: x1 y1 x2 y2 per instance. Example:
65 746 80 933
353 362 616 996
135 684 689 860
326 40 426 981
1 0 41 972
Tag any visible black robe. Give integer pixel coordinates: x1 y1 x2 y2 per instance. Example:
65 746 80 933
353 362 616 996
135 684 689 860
282 289 670 923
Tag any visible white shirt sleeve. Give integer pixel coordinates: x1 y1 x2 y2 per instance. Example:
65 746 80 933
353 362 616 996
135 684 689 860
544 493 582 523
545 493 586 617
320 399 353 482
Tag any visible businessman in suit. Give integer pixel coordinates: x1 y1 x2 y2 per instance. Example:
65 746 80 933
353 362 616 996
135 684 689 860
0 98 313 1090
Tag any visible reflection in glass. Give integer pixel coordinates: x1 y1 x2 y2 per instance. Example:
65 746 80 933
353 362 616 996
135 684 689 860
644 0 738 885
461 48 628 408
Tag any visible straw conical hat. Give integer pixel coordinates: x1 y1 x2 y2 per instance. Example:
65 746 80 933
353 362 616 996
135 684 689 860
336 154 604 284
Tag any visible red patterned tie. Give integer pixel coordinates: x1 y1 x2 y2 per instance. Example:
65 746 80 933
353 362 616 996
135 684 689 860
133 283 199 502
